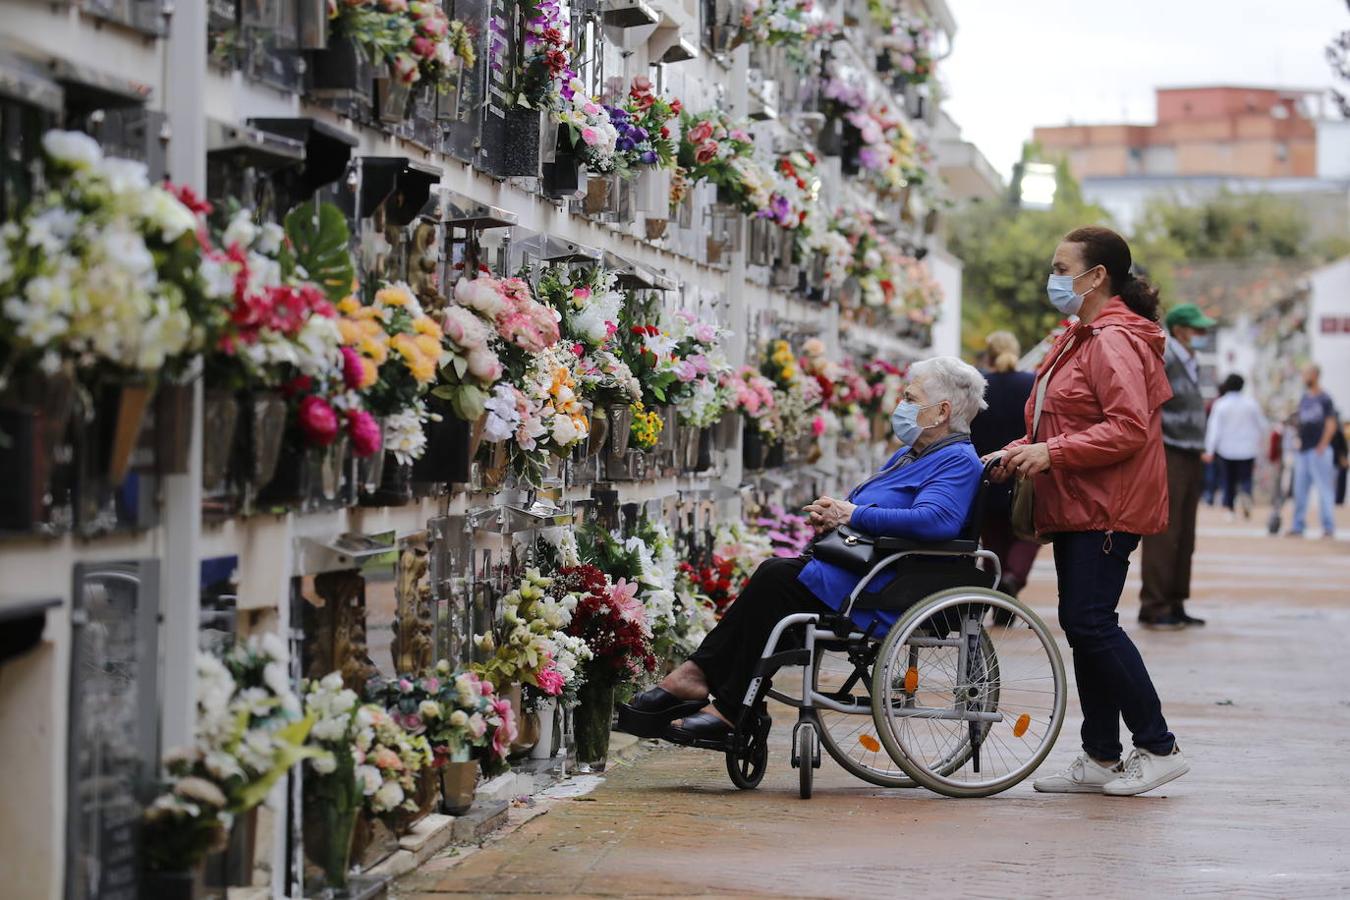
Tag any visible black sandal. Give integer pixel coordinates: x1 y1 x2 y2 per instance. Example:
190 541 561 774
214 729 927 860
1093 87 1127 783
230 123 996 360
615 687 708 738
664 711 732 744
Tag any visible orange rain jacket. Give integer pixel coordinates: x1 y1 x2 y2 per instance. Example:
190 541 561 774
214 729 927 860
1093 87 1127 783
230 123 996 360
1004 296 1174 538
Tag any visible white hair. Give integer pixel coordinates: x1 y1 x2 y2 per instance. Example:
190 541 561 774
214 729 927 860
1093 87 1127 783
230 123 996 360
908 356 988 434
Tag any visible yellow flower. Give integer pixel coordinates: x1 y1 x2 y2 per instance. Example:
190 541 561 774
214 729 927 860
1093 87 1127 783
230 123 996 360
337 319 362 345
353 305 383 322
412 316 442 339
337 296 361 315
375 283 413 308
782 365 797 381
360 335 389 365
413 333 442 359
409 354 436 384
358 357 379 390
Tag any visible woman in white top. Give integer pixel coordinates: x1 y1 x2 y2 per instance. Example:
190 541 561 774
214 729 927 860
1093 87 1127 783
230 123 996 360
1203 374 1269 517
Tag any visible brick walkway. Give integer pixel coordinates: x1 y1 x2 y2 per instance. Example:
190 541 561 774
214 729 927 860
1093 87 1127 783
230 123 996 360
398 505 1350 899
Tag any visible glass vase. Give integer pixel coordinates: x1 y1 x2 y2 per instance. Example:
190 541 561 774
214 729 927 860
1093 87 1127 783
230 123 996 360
304 750 361 892
573 679 616 773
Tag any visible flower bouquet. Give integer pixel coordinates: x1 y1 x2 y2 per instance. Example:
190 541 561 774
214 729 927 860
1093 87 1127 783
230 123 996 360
143 637 316 878
874 11 935 86
609 77 681 173
300 673 365 889
676 110 770 214
325 0 476 91
732 0 834 60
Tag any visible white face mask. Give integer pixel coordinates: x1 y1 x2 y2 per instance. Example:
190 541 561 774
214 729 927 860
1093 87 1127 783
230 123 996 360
1045 267 1096 316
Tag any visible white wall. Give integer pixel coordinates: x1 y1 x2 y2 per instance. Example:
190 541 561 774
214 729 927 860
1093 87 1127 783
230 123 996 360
1316 120 1350 180
927 245 963 358
1307 257 1350 410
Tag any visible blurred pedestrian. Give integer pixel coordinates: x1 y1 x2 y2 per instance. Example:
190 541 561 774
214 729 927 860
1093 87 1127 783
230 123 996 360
1333 419 1348 506
1139 303 1215 630
1289 364 1338 538
1200 379 1234 507
970 331 1040 608
990 225 1188 796
1203 374 1267 520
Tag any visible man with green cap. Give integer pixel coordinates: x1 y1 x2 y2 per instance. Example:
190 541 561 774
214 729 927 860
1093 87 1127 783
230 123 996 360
1139 302 1217 629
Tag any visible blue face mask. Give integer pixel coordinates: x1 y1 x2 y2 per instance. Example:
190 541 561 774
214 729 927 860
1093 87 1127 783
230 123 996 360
1046 268 1095 316
891 400 942 446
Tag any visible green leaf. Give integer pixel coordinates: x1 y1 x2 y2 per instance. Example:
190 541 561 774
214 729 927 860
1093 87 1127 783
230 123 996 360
283 200 355 303
452 385 487 422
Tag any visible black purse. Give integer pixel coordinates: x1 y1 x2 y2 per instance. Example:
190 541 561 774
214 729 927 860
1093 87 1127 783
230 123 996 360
811 525 878 573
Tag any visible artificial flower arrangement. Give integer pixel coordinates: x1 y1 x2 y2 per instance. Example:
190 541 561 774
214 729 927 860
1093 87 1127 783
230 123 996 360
628 400 664 450
732 0 835 61
336 281 446 465
365 662 516 772
0 131 204 384
873 10 935 86
664 309 734 428
496 0 572 110
677 520 774 617
606 77 681 173
143 636 316 872
800 341 873 443
763 150 821 232
327 0 476 89
861 358 907 426
533 264 641 408
750 503 816 557
722 364 781 441
451 272 588 485
302 671 434 828
473 568 575 699
555 562 657 687
760 338 824 445
676 110 772 215
555 78 620 175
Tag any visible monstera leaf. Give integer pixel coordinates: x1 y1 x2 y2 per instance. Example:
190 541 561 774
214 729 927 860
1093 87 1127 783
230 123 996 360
282 200 355 302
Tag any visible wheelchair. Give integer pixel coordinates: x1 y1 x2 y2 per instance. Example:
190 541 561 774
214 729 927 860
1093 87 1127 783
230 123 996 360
674 462 1067 799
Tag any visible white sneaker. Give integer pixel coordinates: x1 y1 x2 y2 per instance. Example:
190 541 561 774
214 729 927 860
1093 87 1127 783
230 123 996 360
1033 753 1122 793
1102 746 1190 796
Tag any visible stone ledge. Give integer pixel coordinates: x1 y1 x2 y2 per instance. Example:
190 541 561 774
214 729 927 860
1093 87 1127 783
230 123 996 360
451 799 510 842
398 813 455 862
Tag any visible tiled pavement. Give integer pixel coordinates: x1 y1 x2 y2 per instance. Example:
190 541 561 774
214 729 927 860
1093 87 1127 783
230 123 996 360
396 505 1350 899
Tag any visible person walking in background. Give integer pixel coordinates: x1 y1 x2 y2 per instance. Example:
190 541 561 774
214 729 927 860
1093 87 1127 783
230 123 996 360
1200 379 1234 507
1139 303 1215 630
1204 374 1267 521
1289 364 1339 538
970 331 1040 608
991 225 1188 796
1332 419 1348 506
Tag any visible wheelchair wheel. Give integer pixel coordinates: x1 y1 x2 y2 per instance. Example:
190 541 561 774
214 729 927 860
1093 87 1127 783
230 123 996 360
794 722 818 800
725 713 770 790
812 645 917 788
871 587 1066 798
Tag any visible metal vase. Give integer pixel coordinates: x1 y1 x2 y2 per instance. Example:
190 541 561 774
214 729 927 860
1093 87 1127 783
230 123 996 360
586 406 609 460
605 404 634 459
201 390 240 494
438 760 478 816
154 383 194 474
101 383 153 485
247 391 287 488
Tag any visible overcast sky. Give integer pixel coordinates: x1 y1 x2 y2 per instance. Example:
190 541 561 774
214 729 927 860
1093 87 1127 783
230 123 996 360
940 0 1348 180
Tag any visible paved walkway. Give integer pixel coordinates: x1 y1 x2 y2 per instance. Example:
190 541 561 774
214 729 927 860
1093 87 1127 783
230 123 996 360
398 506 1350 899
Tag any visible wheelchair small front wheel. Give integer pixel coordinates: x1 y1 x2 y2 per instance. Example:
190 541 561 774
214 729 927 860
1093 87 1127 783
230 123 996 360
871 587 1067 798
725 716 770 790
795 723 818 800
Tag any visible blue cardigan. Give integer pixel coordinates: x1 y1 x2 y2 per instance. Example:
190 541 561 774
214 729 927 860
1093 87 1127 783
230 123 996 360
798 439 983 629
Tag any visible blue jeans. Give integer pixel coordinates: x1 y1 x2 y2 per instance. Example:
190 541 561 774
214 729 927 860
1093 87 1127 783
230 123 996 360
1292 448 1336 536
1053 532 1175 761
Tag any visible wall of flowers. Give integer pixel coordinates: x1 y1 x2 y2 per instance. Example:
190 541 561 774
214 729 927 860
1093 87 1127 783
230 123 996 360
0 0 954 895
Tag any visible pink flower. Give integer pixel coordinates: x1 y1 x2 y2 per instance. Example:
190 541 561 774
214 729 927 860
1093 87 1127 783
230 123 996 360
418 15 449 36
572 287 591 301
686 121 714 144
467 348 502 382
695 142 718 164
608 579 646 626
580 127 601 146
410 36 437 59
373 746 402 770
422 677 441 692
673 360 697 383
535 663 564 696
730 129 751 142
340 346 365 390
812 416 827 437
298 395 339 447
348 410 382 457
694 323 717 343
392 53 421 85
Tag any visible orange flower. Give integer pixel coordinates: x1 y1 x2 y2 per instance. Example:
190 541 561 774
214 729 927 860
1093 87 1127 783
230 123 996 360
413 333 442 359
357 357 379 389
412 316 442 339
375 283 414 308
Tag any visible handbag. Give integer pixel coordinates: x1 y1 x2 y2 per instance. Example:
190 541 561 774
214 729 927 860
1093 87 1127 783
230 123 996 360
1011 334 1078 544
811 525 878 573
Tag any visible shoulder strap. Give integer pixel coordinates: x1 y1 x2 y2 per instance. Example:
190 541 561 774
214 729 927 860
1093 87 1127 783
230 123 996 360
1030 334 1078 440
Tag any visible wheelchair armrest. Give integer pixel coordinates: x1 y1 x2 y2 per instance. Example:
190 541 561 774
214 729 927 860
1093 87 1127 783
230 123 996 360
874 537 982 554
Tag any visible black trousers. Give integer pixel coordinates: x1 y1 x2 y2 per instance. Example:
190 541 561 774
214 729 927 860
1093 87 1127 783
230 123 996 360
688 556 830 719
1218 456 1255 510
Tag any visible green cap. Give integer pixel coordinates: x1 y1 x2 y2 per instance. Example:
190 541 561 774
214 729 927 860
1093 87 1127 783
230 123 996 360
1165 303 1216 331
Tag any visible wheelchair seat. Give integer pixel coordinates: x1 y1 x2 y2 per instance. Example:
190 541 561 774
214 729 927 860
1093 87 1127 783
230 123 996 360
850 459 1000 613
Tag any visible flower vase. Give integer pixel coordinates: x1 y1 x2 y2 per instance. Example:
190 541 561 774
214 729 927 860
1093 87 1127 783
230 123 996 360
696 428 715 472
354 419 387 493
304 751 361 892
817 117 843 156
586 407 609 460
766 440 786 469
362 452 412 507
244 391 287 489
201 390 239 495
99 382 153 485
154 382 194 474
742 422 766 471
412 402 477 484
503 684 537 756
143 865 204 900
573 679 615 773
542 126 582 198
605 405 634 460
376 76 414 122
582 173 612 215
528 697 559 760
438 759 479 816
0 366 76 532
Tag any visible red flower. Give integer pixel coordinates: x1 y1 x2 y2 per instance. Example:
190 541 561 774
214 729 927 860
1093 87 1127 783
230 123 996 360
629 325 646 336
340 346 365 390
645 325 660 336
347 409 382 457
544 49 569 74
571 342 584 357
164 181 213 217
298 395 339 446
670 98 683 115
694 142 718 164
659 126 670 139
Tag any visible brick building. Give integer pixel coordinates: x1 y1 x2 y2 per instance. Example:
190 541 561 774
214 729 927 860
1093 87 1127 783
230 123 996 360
1033 86 1320 180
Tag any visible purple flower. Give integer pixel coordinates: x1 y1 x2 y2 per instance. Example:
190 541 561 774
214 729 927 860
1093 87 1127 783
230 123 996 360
640 150 658 164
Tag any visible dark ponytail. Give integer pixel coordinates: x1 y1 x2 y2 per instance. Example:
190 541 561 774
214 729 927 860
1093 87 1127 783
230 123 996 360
1062 225 1160 322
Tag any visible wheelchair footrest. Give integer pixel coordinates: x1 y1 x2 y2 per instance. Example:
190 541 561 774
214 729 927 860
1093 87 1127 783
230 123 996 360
753 649 811 677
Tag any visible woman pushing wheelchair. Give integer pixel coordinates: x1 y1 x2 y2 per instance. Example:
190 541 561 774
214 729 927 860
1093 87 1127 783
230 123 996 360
617 356 988 745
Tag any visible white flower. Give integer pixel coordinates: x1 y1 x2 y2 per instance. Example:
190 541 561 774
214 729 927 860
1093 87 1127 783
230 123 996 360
199 256 238 299
24 207 81 255
384 404 429 465
42 130 102 169
454 277 506 318
223 210 259 250
372 780 404 813
355 764 382 795
140 189 198 243
310 752 338 775
97 157 150 194
483 384 522 442
257 222 285 256
293 316 342 377
96 228 156 279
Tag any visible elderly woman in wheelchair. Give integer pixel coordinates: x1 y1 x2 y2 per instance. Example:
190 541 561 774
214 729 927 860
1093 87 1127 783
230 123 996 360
617 357 1069 798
